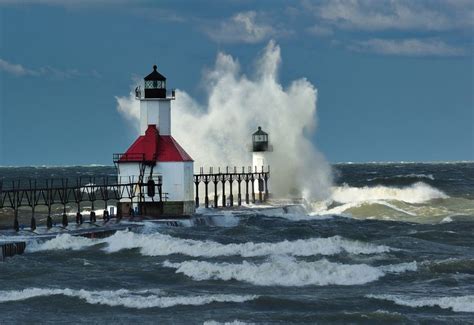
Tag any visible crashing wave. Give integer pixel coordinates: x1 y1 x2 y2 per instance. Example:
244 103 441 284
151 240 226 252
331 182 448 204
27 234 99 252
309 182 450 218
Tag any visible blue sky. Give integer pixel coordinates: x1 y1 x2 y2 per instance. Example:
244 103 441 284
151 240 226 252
0 0 472 166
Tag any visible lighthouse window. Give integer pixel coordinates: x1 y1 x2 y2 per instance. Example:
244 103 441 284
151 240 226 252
145 80 153 88
145 80 165 89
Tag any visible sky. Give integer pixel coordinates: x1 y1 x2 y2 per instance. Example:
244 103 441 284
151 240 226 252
0 0 472 166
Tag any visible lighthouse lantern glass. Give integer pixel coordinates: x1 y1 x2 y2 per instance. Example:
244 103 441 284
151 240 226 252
145 80 166 89
252 129 268 152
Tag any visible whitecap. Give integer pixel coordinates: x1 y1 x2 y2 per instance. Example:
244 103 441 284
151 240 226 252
26 234 101 252
378 261 417 273
366 294 474 313
441 216 453 223
103 231 391 257
0 288 257 309
331 182 448 205
163 256 416 287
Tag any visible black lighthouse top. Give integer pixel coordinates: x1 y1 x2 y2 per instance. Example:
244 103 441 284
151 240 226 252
252 126 269 152
144 65 167 98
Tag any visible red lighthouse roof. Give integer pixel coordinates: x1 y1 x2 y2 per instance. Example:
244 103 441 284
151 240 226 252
119 125 193 163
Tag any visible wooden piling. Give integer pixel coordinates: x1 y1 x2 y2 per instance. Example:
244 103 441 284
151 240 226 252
0 241 26 261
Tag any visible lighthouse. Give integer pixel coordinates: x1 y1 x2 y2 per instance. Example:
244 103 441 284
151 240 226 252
252 126 270 171
252 126 271 198
115 65 195 217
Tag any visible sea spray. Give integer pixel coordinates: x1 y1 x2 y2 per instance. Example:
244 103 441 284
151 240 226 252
116 41 333 200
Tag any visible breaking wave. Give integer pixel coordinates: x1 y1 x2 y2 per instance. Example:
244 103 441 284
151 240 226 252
309 182 458 222
27 234 98 252
163 256 417 287
26 231 391 258
103 232 391 257
366 294 474 313
331 182 448 204
0 288 257 309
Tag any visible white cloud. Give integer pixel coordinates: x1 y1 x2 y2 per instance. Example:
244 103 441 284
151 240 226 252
349 38 466 57
0 58 38 76
311 0 473 31
116 41 333 200
207 11 276 44
0 58 100 78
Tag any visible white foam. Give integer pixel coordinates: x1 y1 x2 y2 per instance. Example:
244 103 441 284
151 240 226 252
0 288 257 309
310 199 417 217
367 294 474 313
441 216 453 223
331 182 448 205
207 213 241 227
103 231 391 257
378 261 417 273
163 257 416 287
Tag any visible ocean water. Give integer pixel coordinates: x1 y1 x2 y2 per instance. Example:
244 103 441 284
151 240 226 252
0 163 473 324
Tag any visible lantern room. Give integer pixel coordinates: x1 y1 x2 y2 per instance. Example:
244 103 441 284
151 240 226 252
144 65 167 98
252 126 269 152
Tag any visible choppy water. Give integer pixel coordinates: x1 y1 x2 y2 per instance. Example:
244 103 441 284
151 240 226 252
0 163 473 324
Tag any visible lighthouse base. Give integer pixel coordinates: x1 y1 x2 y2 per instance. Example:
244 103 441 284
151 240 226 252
117 201 195 219
161 201 195 217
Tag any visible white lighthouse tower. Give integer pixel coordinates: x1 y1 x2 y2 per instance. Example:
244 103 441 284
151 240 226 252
252 126 270 171
252 126 271 197
115 65 194 217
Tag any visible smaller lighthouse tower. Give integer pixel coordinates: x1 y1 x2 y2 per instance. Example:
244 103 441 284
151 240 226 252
252 126 271 198
252 126 270 171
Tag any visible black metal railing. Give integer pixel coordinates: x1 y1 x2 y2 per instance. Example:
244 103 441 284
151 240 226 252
0 176 162 231
193 166 270 208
